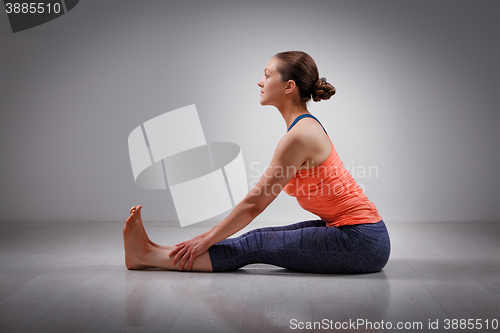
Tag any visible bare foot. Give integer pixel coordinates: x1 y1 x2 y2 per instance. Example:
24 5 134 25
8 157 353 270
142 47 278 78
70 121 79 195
123 208 156 269
129 205 173 250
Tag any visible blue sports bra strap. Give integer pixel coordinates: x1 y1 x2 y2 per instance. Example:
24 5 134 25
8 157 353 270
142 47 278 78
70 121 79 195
287 114 328 135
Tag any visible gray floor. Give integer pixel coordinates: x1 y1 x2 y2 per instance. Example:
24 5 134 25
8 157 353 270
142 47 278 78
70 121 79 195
0 220 498 333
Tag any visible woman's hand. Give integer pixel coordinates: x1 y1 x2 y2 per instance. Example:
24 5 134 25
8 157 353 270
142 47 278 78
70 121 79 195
169 233 211 271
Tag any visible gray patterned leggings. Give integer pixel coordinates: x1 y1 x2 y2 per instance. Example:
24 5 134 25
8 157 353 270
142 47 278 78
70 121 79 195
208 219 391 274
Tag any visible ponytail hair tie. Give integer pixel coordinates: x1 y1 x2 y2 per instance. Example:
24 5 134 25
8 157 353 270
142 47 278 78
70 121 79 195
320 77 327 83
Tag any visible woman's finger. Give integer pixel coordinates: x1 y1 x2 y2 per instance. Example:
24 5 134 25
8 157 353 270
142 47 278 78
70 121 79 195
188 254 196 271
169 244 184 257
179 253 187 271
172 249 186 266
172 247 187 266
169 247 179 257
169 245 182 258
179 251 191 271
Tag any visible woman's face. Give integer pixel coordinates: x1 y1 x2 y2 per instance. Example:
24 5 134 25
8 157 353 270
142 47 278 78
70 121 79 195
257 57 287 107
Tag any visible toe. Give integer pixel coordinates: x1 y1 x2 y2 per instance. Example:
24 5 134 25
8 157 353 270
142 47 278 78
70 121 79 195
130 206 136 214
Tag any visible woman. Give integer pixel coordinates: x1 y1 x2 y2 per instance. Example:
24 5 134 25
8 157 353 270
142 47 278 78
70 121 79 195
123 51 390 273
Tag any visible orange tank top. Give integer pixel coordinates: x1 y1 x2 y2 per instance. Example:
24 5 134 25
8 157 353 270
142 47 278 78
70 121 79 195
282 114 382 227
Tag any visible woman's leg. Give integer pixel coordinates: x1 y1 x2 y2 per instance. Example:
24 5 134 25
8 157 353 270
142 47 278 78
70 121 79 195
208 220 391 273
123 208 325 272
123 206 213 272
123 205 390 274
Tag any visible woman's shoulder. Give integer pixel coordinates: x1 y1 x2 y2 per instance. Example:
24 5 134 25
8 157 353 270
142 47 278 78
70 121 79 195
286 117 330 148
285 118 332 169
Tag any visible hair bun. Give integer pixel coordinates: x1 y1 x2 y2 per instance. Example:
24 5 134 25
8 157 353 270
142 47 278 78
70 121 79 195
312 77 336 102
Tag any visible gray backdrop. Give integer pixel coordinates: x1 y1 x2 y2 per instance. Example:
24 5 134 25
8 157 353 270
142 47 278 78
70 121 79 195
1 0 498 224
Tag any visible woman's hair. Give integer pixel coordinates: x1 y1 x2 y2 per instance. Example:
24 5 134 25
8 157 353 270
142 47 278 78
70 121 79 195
273 51 336 103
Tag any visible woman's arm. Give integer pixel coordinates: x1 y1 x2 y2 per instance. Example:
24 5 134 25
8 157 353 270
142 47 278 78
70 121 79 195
170 130 313 270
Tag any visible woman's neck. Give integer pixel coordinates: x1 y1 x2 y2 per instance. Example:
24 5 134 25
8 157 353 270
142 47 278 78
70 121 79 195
279 103 310 131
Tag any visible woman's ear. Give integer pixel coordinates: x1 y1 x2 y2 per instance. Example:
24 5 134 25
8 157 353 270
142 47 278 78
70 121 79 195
285 80 296 95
